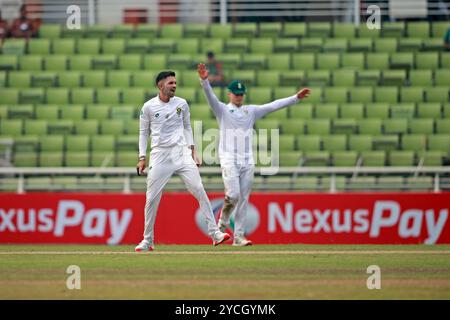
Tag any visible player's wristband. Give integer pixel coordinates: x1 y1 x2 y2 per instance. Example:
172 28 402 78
139 156 146 161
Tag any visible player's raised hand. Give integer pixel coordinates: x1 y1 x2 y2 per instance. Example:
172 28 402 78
197 63 209 80
297 88 311 99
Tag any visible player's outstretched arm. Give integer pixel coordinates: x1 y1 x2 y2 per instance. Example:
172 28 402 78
253 87 312 120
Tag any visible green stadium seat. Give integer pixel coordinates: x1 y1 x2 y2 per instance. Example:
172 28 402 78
14 151 38 167
247 87 272 104
160 24 183 38
110 105 135 120
375 87 398 103
111 25 135 39
306 119 330 135
317 53 340 70
308 22 332 38
135 24 159 38
58 71 81 87
24 120 47 135
332 151 358 166
92 55 117 71
0 119 23 135
167 54 193 70
282 119 305 135
19 88 45 104
431 22 450 38
85 25 111 39
8 71 31 88
292 53 315 70
39 151 64 167
91 135 115 152
348 38 373 52
299 38 323 52
43 55 67 71
381 70 406 86
184 24 209 38
31 71 57 88
428 135 450 155
390 52 414 70
389 151 415 166
265 107 288 120
233 23 257 38
323 39 348 52
224 38 249 54
83 71 106 88
398 38 422 52
102 39 125 54
60 105 84 120
0 55 18 71
77 39 101 54
69 55 92 71
323 88 348 103
6 104 34 119
332 118 358 134
333 23 356 38
341 53 365 69
231 70 256 86
279 70 305 87
250 39 273 54
0 88 19 104
107 71 131 88
349 135 372 152
274 38 298 53
74 120 98 135
19 56 43 71
1 39 26 55
97 88 120 104
267 54 290 70
125 39 150 54
259 23 282 38
425 87 449 103
28 39 51 54
240 54 266 70
99 120 124 135
278 135 296 151
279 151 302 166
282 23 307 38
199 39 223 54
190 106 211 120
71 88 95 104
366 53 389 70
400 87 424 103
175 88 197 104
52 39 75 54
122 88 146 105
417 103 441 118
384 118 408 135
373 135 400 151
356 70 379 86
435 70 450 86
358 118 382 135
418 151 444 166
390 103 415 119
350 87 373 103
257 71 280 87
86 105 110 120
40 135 64 152
409 70 433 86
150 39 176 53
35 105 59 120
340 103 364 119
39 24 61 39
407 22 430 38
382 22 405 38
416 53 439 69
176 39 199 54
118 54 142 70
297 135 321 151
374 39 398 52
305 70 330 86
436 119 450 134
322 135 347 151
332 70 356 87
47 120 74 135
402 134 427 152
143 54 167 70
360 151 386 166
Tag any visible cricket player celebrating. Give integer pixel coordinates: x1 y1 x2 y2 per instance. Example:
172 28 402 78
135 71 231 252
198 63 311 246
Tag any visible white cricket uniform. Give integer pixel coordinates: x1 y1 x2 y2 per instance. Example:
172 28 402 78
200 78 300 238
139 95 219 244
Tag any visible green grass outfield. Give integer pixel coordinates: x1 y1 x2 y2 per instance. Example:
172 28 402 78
1 244 450 300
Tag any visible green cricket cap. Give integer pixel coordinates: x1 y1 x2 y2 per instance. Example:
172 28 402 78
227 80 247 95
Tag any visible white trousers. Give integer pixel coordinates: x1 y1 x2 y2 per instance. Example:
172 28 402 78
219 161 255 238
143 145 219 244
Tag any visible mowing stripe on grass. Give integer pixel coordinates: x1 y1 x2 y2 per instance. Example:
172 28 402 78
0 250 450 255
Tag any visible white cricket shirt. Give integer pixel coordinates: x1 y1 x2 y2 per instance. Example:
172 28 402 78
139 95 194 158
200 79 300 164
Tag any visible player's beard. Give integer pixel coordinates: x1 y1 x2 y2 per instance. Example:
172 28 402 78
165 87 176 98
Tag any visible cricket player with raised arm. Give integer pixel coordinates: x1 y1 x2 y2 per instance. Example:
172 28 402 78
135 71 231 252
197 63 311 246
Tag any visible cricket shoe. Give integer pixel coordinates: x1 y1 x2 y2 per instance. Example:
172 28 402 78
212 231 231 246
232 236 252 247
135 240 154 252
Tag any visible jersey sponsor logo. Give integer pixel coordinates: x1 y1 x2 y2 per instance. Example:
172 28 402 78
155 113 160 118
194 198 260 236
176 107 182 115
